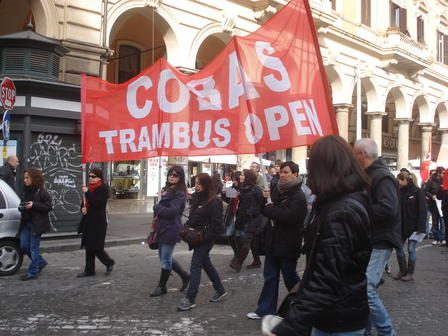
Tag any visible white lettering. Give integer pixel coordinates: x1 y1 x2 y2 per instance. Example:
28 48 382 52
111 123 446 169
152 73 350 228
152 123 171 148
288 101 312 135
192 120 211 148
99 130 118 154
120 129 137 153
137 126 152 151
255 41 291 92
244 114 263 144
228 51 259 109
173 122 190 148
158 69 190 113
126 76 153 119
213 118 231 147
303 99 323 136
187 77 222 111
264 105 289 140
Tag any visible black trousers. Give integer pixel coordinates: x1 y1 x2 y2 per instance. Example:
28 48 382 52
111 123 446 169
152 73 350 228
85 248 114 274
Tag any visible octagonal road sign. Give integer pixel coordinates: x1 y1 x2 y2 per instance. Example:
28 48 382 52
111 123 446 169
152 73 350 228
0 77 16 110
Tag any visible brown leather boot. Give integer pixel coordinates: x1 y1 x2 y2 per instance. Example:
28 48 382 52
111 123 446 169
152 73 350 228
393 255 407 280
229 247 250 272
246 253 261 269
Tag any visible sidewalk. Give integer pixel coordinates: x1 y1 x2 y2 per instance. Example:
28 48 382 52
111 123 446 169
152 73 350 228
41 199 155 253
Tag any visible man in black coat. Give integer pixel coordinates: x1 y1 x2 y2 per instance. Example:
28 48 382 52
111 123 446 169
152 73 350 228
0 155 19 190
354 138 401 336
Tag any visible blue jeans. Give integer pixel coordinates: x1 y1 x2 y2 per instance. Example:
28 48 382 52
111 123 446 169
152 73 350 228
19 223 47 278
365 248 395 336
396 239 417 262
255 255 300 316
425 210 431 238
186 241 225 303
311 328 365 336
432 216 445 242
158 243 176 270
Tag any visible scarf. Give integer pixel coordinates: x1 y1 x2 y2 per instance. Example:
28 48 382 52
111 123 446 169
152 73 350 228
85 180 104 210
277 176 301 194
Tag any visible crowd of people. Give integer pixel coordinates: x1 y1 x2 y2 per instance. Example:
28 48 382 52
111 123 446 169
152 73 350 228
4 133 447 335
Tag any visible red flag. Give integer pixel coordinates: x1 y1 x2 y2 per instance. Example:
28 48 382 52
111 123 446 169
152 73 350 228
420 136 431 182
80 0 338 163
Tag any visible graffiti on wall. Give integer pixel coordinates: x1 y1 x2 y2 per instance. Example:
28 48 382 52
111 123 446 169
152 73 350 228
27 133 82 232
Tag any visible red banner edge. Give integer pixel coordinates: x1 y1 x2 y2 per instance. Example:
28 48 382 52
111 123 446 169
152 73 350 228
80 74 88 164
303 0 339 137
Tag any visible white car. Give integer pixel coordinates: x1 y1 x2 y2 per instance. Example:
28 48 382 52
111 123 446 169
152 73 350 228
0 179 22 276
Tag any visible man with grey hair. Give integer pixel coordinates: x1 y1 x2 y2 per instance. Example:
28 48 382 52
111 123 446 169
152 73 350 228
250 161 268 189
354 138 401 336
0 155 19 190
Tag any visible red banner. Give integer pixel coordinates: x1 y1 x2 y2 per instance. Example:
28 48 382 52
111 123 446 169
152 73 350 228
81 0 338 163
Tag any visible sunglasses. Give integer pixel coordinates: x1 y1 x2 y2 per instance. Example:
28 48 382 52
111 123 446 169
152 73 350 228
88 175 98 178
168 172 180 178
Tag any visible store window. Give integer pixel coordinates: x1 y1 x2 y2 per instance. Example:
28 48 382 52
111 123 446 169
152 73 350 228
111 160 141 199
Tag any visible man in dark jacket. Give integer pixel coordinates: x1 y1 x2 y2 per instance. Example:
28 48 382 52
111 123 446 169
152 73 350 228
426 167 445 245
354 138 401 336
0 155 19 190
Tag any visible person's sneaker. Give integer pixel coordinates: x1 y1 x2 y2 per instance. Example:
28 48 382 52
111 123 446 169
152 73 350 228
384 264 391 274
177 297 196 311
432 240 438 246
247 312 261 320
210 291 228 302
440 240 447 246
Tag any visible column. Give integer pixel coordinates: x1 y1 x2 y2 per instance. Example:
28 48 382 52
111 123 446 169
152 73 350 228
366 111 386 156
439 128 448 146
291 146 308 174
396 118 411 170
333 104 352 141
420 124 433 162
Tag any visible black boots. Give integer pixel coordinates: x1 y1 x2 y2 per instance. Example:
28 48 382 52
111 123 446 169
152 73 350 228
247 251 261 269
228 235 240 264
150 269 171 297
401 260 415 281
393 255 407 280
172 262 190 292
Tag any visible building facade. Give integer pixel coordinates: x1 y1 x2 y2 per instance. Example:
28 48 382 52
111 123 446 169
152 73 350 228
0 0 447 229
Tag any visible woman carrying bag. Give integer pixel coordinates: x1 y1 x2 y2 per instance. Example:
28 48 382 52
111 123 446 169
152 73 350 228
77 168 115 277
18 168 52 281
177 173 227 311
150 165 190 297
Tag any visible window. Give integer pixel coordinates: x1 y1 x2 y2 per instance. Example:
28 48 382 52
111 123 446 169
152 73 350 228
361 0 371 27
390 2 407 33
118 45 141 84
0 191 5 209
330 0 336 10
417 16 424 43
437 31 448 65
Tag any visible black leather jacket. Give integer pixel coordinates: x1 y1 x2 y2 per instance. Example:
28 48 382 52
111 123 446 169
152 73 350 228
273 189 372 336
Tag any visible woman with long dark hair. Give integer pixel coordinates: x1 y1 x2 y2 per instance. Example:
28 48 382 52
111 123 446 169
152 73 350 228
18 168 52 281
77 168 115 277
265 135 372 336
230 169 264 271
177 173 227 311
393 171 426 281
150 165 190 297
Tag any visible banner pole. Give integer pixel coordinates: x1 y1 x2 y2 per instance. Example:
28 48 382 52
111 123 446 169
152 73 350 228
257 153 272 203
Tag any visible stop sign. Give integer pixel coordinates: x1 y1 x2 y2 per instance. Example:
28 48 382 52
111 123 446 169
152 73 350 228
0 77 16 110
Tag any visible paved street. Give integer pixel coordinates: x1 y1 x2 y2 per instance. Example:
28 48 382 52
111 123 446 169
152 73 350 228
1 241 448 335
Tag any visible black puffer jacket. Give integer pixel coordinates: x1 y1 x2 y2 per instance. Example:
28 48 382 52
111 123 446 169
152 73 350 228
273 188 372 336
262 183 307 259
235 183 264 232
399 183 427 240
186 191 224 244
365 158 401 249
